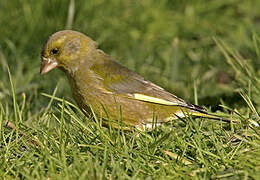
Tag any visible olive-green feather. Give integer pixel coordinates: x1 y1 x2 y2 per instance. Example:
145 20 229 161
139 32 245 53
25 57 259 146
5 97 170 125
40 30 227 130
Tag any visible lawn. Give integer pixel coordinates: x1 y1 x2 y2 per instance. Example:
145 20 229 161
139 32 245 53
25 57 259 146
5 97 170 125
0 0 260 179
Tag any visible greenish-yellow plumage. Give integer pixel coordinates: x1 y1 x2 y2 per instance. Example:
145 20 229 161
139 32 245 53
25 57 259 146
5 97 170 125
40 30 223 130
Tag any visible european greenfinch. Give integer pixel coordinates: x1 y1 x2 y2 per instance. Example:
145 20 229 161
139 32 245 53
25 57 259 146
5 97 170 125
40 30 224 130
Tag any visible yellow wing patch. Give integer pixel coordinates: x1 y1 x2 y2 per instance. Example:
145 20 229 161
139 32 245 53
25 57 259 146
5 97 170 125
133 93 179 106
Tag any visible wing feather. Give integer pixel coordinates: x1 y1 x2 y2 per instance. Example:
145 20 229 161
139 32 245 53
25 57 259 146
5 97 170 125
91 53 206 112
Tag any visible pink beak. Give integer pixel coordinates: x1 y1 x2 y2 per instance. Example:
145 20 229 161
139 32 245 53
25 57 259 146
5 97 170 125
40 57 58 75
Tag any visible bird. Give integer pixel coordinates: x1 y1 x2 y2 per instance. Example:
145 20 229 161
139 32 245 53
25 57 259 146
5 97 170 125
40 30 225 131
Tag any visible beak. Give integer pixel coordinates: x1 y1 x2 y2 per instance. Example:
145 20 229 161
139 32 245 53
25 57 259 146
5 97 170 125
40 57 58 75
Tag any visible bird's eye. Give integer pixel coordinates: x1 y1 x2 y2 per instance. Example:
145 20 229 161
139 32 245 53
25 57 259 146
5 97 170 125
51 48 59 55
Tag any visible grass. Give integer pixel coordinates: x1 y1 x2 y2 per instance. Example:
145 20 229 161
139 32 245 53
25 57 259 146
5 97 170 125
0 0 260 179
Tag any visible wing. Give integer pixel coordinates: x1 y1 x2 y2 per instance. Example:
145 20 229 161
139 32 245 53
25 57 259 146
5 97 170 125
90 52 206 112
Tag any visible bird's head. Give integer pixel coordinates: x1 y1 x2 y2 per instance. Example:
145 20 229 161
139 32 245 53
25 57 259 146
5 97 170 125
40 30 96 75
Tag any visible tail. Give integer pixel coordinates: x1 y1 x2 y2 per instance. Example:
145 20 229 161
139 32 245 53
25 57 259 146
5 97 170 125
182 104 231 123
189 111 230 122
